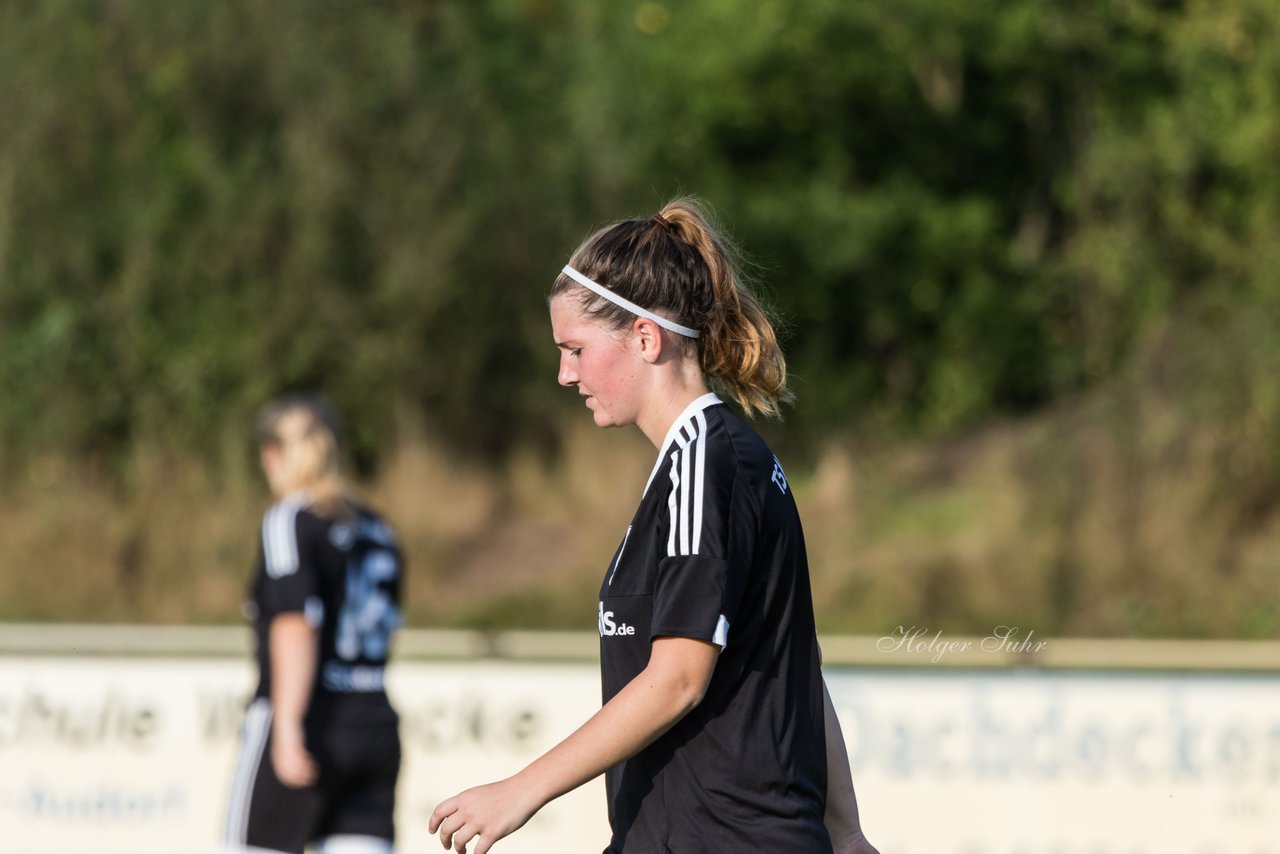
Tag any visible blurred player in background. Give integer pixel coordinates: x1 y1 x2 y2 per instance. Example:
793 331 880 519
224 395 404 854
430 200 878 853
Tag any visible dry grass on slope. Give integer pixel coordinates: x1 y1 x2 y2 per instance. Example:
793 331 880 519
3 349 1277 639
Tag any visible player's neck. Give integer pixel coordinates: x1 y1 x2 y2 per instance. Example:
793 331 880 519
635 371 711 450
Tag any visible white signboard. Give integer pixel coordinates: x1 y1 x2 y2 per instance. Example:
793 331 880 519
829 670 1280 853
0 655 1276 853
0 658 609 854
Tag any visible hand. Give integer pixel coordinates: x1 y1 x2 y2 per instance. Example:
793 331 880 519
270 723 318 788
429 776 541 854
833 828 881 854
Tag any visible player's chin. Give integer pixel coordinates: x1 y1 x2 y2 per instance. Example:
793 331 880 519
590 406 620 429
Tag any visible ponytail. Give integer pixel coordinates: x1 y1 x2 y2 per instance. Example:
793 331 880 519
552 198 793 418
658 200 793 418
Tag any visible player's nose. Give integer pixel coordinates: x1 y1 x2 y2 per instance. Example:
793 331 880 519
558 352 577 387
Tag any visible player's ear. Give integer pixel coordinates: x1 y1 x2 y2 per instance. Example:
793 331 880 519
632 317 664 364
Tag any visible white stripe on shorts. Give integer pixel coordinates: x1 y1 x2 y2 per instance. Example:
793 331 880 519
223 698 272 846
315 835 394 854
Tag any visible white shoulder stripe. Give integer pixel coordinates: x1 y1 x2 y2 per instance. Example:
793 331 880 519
665 415 709 558
678 427 692 555
666 452 681 557
691 411 707 555
643 393 721 500
263 501 302 578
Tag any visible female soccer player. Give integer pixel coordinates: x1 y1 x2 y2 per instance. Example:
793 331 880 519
429 201 878 854
225 395 404 854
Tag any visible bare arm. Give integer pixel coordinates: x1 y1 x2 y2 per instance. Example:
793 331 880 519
269 612 319 787
429 636 719 854
823 678 880 854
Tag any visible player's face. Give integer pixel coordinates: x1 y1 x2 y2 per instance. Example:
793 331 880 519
260 443 294 499
551 294 644 429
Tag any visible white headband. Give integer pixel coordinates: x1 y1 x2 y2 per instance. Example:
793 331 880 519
561 265 701 339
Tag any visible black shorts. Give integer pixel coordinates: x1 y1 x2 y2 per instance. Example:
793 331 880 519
224 698 402 853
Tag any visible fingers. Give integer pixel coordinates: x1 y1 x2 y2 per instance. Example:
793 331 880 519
430 785 518 854
291 755 317 786
430 799 488 854
296 759 318 787
436 815 455 849
435 811 468 851
279 768 314 787
272 744 318 788
282 765 316 788
294 752 318 786
428 798 455 833
436 813 476 853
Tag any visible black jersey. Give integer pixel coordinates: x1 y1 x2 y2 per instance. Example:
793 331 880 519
246 493 403 726
598 394 831 853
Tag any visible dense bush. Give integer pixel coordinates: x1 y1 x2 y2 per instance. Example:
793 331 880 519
2 1 1280 635
1 0 1277 464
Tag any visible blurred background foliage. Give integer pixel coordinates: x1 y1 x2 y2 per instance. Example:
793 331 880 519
1 0 1278 637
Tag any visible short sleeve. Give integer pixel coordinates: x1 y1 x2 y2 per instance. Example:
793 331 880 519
257 502 317 617
650 427 756 648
